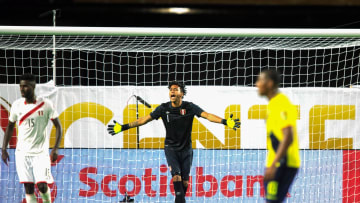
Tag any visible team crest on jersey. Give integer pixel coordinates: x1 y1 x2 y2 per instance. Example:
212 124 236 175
280 111 288 120
180 109 186 115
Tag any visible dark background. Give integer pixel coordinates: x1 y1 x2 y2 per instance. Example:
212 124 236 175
1 0 360 28
0 0 359 87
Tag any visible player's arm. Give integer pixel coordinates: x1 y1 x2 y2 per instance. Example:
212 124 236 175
200 112 222 123
1 121 15 166
200 112 240 130
107 114 154 136
264 126 294 181
50 118 63 162
272 126 294 165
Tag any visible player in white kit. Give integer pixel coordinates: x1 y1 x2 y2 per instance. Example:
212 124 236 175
1 74 62 203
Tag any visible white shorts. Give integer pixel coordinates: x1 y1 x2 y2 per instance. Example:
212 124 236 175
15 153 54 184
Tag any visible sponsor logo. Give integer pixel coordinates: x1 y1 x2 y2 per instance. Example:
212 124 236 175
79 165 273 198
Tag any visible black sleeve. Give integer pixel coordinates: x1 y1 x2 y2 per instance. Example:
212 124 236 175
150 105 163 120
190 103 204 117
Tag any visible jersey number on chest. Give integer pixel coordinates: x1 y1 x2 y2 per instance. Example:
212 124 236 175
28 118 35 128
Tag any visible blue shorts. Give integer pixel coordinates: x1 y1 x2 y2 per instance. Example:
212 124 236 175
164 147 193 181
264 166 298 203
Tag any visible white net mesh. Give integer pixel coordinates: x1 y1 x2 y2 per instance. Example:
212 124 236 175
0 28 360 202
2 35 360 51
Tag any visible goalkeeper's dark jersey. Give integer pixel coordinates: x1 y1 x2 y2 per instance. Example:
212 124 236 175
150 101 204 151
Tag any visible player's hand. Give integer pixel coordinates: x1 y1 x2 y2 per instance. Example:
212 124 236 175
224 114 241 131
107 120 123 136
50 148 58 163
264 165 277 182
1 149 10 166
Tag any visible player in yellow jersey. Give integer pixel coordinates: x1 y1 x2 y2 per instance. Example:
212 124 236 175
256 69 300 203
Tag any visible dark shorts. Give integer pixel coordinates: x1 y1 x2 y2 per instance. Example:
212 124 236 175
164 147 193 181
264 166 298 203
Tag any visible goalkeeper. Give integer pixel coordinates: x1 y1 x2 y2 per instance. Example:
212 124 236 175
108 80 240 203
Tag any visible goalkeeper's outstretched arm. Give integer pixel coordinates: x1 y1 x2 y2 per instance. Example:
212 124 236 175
107 115 154 136
200 112 241 131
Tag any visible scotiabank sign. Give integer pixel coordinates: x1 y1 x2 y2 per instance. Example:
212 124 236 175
76 149 272 202
1 149 353 202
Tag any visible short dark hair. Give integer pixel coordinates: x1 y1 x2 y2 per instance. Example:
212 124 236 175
168 80 187 96
19 73 36 82
262 69 281 88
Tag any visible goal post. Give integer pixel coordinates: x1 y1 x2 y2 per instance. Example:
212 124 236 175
2 26 360 37
0 26 359 202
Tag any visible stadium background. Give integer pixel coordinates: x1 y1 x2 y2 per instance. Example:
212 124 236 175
1 0 360 86
0 0 360 202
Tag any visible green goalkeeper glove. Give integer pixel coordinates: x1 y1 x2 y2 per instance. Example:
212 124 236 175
222 114 241 131
107 120 130 136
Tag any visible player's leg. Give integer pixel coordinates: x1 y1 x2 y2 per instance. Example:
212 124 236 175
264 166 298 203
180 147 193 197
37 182 51 203
182 180 189 196
273 167 298 203
164 147 185 203
24 183 37 203
16 155 37 202
264 165 283 203
33 154 54 203
264 180 280 203
172 174 185 203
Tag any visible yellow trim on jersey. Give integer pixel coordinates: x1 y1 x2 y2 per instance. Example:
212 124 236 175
265 93 301 168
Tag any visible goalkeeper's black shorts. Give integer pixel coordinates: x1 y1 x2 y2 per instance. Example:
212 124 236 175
164 146 193 181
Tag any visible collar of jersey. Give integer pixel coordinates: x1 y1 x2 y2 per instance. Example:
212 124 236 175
169 101 183 109
24 97 37 105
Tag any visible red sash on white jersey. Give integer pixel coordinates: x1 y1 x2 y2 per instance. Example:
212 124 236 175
19 101 45 126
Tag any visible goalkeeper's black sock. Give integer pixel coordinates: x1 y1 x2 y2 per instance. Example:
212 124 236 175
173 181 185 203
183 184 188 197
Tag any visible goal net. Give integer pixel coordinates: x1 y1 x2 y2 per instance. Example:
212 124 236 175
0 27 359 202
